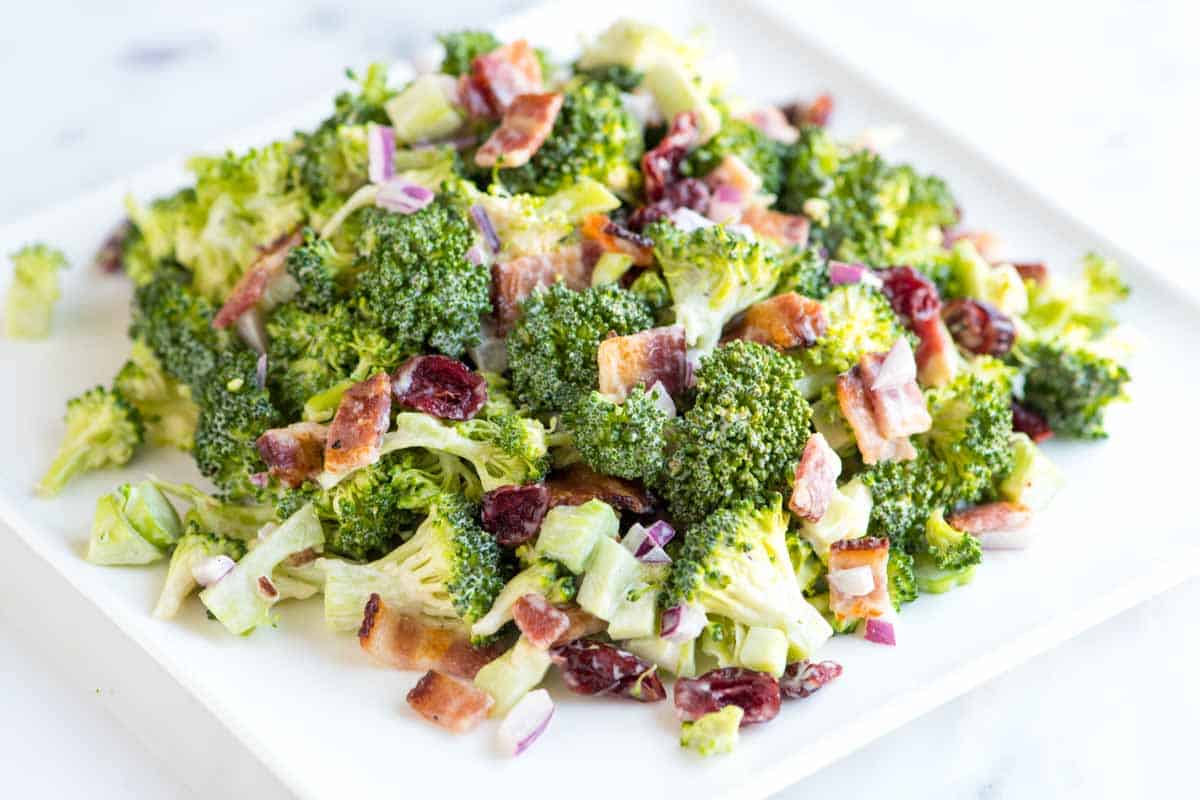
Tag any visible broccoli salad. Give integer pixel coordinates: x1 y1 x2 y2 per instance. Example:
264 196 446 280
12 19 1132 757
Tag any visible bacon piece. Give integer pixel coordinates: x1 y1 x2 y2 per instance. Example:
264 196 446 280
785 93 834 128
580 214 654 267
738 205 811 247
545 463 655 514
827 537 890 620
642 110 700 202
513 594 571 650
212 230 302 329
739 106 799 144
912 315 959 388
723 292 826 351
858 350 932 440
788 433 841 523
324 373 392 477
255 422 327 488
596 325 688 401
407 670 494 734
551 605 607 646
490 245 596 331
946 501 1033 534
359 594 504 680
836 367 916 465
705 154 763 199
464 39 543 117
945 230 1001 262
474 92 563 168
1012 262 1048 285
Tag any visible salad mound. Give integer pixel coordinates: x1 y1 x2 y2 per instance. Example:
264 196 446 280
14 18 1131 757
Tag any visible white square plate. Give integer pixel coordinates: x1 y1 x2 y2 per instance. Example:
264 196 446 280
1 2 1197 798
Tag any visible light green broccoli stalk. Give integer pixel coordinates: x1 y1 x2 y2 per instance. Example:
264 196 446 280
153 526 247 619
86 481 183 565
199 503 324 635
913 551 977 595
680 705 743 757
998 433 1064 511
5 244 68 339
113 339 200 450
149 477 277 541
37 387 144 497
924 507 982 572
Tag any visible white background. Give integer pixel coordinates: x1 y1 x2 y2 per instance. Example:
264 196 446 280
2 1 1197 797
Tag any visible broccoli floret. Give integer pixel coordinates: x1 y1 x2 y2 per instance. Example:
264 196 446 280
573 63 644 91
565 386 668 483
682 115 785 197
321 493 508 632
484 80 643 196
858 446 948 553
37 387 143 497
470 558 577 639
888 548 919 609
657 341 812 524
647 221 783 357
284 228 356 311
680 705 743 757
785 534 824 596
5 243 68 339
438 30 501 76
193 350 281 500
1024 252 1130 339
352 202 490 358
805 283 908 375
775 244 831 300
925 507 983 571
507 282 654 414
113 339 200 450
1015 338 1130 439
927 241 1027 315
129 269 229 387
153 526 247 619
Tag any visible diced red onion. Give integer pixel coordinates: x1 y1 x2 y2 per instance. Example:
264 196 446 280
249 472 270 489
706 184 744 224
648 381 676 419
829 261 882 287
498 689 554 756
623 522 673 564
639 544 672 564
255 352 268 391
827 565 875 597
978 528 1035 550
644 520 675 548
465 243 490 266
234 308 268 355
376 181 434 214
668 207 716 232
660 603 707 643
870 337 917 391
470 204 501 253
622 523 651 557
367 124 396 184
862 618 896 646
191 555 236 587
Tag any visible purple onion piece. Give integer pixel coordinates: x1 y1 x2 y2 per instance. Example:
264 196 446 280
644 519 675 548
660 603 706 643
621 523 650 558
376 180 434 214
367 124 396 184
255 352 268 391
470 204 501 253
863 618 896 646
638 544 671 564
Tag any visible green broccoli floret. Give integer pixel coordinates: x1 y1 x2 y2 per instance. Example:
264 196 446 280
113 339 200 451
153 525 248 619
1024 252 1130 339
573 63 644 91
438 30 502 76
647 221 783 357
5 243 68 339
565 386 668 483
507 282 654 414
470 558 577 639
657 341 812 524
352 202 490 358
129 269 229 387
484 79 643 196
888 548 919 609
193 350 281 500
321 493 508 632
775 244 831 300
924 507 983 571
858 445 948 553
284 228 356 311
37 387 143 497
680 705 743 757
1015 337 1130 439
803 283 908 374
682 115 785 197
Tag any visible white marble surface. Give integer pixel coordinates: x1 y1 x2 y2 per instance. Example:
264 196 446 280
1 1 1197 798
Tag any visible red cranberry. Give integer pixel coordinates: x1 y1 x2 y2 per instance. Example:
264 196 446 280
642 111 700 202
942 298 1016 356
392 355 487 421
1011 400 1053 443
878 266 942 324
549 640 666 702
673 667 781 726
779 660 843 700
480 484 550 548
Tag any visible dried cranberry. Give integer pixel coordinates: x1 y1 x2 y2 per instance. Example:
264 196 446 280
664 177 710 211
779 660 843 700
878 266 942 324
480 484 550 547
1011 400 1053 443
642 110 700 202
673 667 781 726
627 201 670 232
392 355 487 421
942 298 1016 356
1012 262 1048 285
549 640 666 702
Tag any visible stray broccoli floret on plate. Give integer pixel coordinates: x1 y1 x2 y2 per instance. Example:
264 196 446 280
1014 337 1130 439
153 525 248 619
507 282 654 414
322 493 508 632
680 705 743 757
352 202 490 358
657 341 812 523
647 220 783 357
565 386 668 483
682 114 785 197
193 350 281 501
114 339 200 450
437 30 502 76
924 507 982 571
803 283 908 375
37 387 143 497
129 268 230 387
87 480 183 565
5 243 68 340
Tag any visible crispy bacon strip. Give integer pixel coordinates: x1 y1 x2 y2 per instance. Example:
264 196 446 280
836 367 916 465
785 93 834 128
407 670 494 734
462 39 543 117
545 463 655 514
739 106 800 144
490 244 598 331
324 373 392 477
551 605 607 646
946 501 1033 534
513 594 571 650
723 292 826 351
945 230 1001 262
359 594 504 680
642 110 700 202
913 315 959 388
739 205 811 247
212 230 302 329
596 325 688 401
474 92 563 168
858 351 932 440
255 422 328 488
788 433 841 522
827 537 890 620
1012 262 1048 285
705 154 763 199
580 214 654 266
